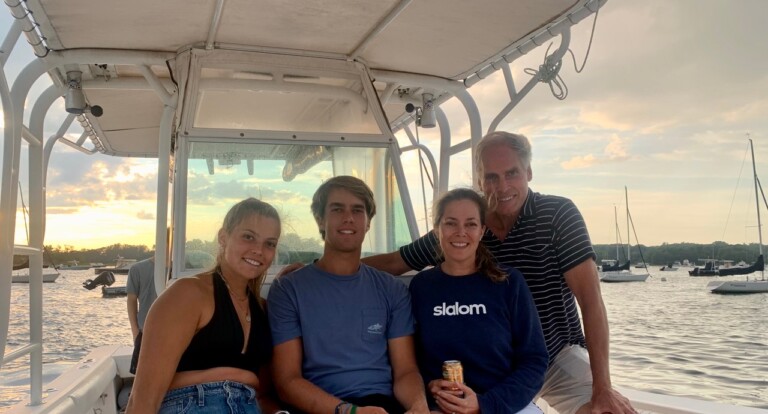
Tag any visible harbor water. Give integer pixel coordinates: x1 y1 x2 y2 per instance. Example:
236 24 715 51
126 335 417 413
1 267 767 410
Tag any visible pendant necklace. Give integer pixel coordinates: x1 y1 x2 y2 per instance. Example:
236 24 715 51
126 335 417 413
220 271 251 323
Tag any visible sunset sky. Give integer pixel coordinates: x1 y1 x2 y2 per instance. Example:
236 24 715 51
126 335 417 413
2 0 768 250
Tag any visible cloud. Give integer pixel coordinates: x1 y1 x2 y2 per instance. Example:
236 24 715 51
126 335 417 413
604 135 628 160
560 135 629 170
561 154 597 170
44 152 158 210
46 207 80 215
136 210 154 220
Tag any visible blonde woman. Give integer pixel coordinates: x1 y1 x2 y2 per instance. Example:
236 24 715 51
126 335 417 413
127 198 282 413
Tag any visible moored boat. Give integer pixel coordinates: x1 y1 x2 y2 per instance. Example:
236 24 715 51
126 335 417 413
92 257 137 275
598 187 650 283
706 139 767 294
10 267 60 283
689 260 719 276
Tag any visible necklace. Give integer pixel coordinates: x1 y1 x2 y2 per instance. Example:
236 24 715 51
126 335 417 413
229 291 252 323
219 271 251 323
220 272 248 299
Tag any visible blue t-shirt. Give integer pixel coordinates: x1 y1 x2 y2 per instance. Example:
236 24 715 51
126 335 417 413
267 263 415 399
409 266 548 413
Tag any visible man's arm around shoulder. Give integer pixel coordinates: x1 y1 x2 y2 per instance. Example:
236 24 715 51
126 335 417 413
361 251 411 276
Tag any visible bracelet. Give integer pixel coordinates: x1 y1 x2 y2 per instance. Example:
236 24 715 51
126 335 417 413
350 405 357 414
334 401 348 414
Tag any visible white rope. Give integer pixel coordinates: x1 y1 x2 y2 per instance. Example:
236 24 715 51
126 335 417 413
524 3 601 100
524 51 567 100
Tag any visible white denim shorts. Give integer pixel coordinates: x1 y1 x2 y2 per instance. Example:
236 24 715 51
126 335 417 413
535 345 593 414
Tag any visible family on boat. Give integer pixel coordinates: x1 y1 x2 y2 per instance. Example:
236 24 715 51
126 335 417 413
126 133 636 414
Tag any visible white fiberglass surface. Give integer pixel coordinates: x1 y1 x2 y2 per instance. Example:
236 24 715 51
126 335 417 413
181 140 412 273
193 69 381 135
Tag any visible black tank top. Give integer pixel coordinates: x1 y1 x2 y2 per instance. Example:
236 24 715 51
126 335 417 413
176 271 271 374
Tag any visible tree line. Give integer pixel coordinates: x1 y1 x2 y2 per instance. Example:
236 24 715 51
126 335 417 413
594 241 765 266
40 233 326 268
41 243 154 267
38 240 763 268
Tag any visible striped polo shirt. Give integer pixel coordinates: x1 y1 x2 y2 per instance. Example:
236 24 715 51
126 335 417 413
400 188 595 358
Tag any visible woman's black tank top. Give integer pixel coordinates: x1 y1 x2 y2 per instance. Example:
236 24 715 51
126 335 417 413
175 271 271 374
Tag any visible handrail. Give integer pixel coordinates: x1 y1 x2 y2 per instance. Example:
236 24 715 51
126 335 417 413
1 247 45 406
1 342 41 365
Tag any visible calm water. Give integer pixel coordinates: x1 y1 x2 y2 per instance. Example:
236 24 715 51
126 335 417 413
1 268 767 410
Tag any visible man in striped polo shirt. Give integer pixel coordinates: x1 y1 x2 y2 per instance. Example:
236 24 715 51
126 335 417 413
364 132 636 414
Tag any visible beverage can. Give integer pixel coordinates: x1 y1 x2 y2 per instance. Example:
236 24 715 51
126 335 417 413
442 360 464 390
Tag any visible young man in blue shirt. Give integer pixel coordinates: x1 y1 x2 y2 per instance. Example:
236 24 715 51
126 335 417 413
268 176 429 414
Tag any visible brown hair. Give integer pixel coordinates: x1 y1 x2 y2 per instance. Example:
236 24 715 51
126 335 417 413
311 175 376 238
432 188 506 282
216 197 281 304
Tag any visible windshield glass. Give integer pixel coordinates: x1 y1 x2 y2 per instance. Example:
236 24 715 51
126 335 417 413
179 139 412 273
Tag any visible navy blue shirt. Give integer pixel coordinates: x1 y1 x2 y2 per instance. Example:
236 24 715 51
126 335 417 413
410 266 548 413
401 189 595 358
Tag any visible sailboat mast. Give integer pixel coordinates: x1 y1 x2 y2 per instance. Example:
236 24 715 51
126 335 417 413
750 139 764 254
625 186 630 262
614 205 619 261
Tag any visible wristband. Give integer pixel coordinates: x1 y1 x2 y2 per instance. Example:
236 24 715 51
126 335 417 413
334 401 348 414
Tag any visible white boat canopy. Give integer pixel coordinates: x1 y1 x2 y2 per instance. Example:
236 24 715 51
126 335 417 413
4 0 602 157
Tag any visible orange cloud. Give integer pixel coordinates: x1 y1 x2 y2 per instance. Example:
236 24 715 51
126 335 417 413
561 154 597 170
604 135 629 160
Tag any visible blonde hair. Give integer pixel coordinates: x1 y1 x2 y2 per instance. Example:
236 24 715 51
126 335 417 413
215 198 281 306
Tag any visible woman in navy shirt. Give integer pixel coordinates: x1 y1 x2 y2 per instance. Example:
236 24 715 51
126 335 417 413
409 188 548 414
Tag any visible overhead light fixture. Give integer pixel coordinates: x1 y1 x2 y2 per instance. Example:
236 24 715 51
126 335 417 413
65 71 103 117
404 93 437 128
419 93 436 128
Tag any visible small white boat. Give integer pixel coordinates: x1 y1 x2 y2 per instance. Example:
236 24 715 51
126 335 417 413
659 264 678 271
706 139 766 294
599 271 650 283
92 257 136 274
708 280 768 294
11 268 60 283
58 261 93 270
599 188 649 283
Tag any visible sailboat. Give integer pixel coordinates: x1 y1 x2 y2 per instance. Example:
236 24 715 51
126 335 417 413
600 187 650 283
707 138 767 294
599 206 631 272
